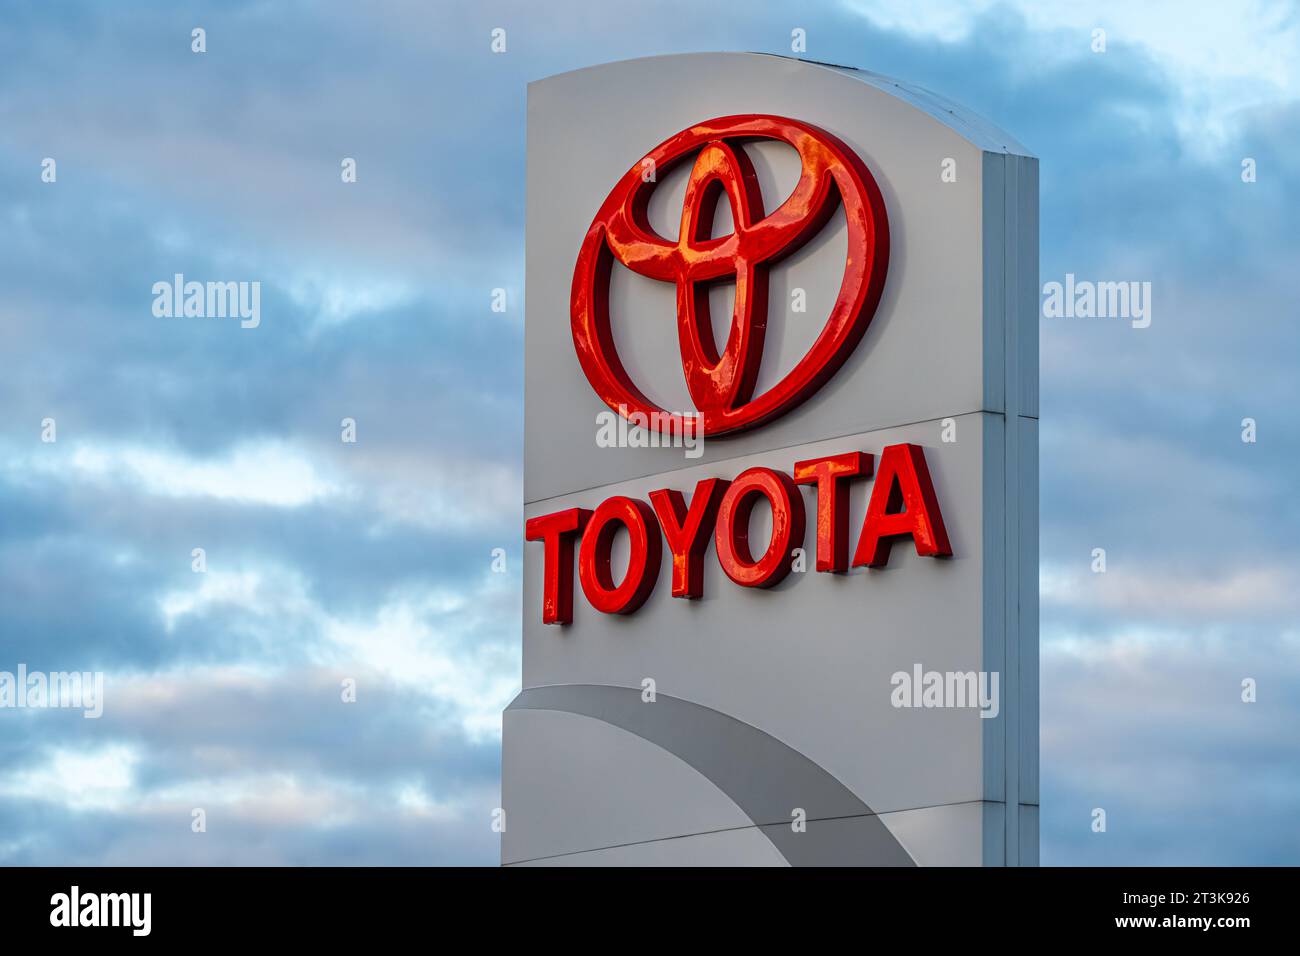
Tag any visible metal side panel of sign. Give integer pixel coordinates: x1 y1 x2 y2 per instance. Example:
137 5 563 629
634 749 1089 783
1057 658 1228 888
508 52 1038 867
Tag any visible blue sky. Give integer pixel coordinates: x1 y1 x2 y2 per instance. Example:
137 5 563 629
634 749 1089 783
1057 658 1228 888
1 0 1298 865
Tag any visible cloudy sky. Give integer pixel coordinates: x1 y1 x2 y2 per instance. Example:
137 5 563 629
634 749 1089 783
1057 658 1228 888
1 0 1297 865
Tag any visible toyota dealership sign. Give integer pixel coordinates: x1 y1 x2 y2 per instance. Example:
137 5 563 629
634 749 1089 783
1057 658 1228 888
505 52 1038 866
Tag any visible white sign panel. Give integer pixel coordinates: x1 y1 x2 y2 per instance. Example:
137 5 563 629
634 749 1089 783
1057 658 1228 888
505 52 1038 866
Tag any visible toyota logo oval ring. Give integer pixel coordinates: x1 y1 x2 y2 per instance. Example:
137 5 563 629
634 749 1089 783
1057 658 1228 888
570 114 890 437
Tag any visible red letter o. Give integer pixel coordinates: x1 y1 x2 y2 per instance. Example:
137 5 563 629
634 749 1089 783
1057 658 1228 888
578 496 662 614
714 468 805 588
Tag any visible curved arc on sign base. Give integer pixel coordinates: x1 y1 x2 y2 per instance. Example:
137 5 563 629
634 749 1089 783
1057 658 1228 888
507 682 916 866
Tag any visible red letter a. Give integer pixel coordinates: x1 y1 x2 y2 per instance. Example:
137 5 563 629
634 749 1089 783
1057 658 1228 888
852 444 951 568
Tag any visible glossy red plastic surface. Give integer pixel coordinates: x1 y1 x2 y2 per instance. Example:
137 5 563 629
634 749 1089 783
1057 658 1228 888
649 477 730 598
852 443 952 568
524 507 591 625
577 496 662 614
714 467 806 588
792 451 873 572
571 114 889 437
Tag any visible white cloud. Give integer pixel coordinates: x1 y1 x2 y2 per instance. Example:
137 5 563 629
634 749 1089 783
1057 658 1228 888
153 565 519 740
5 439 342 507
0 742 469 827
1 436 519 534
320 586 520 742
1042 561 1299 617
285 274 418 331
158 567 319 634
0 743 141 811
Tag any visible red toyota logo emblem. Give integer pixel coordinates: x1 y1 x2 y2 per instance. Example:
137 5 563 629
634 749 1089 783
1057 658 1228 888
571 114 889 437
